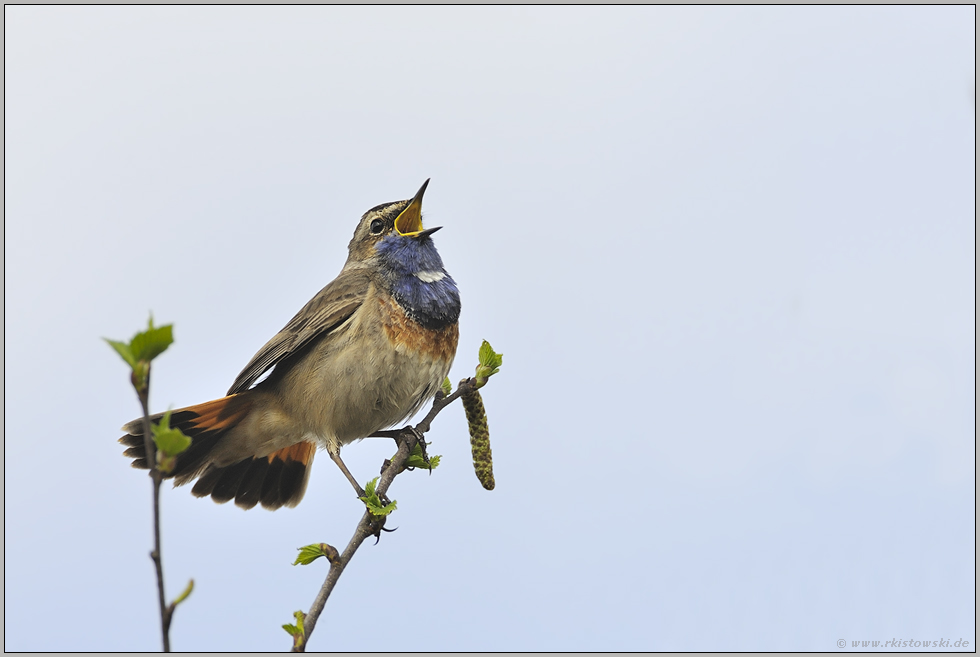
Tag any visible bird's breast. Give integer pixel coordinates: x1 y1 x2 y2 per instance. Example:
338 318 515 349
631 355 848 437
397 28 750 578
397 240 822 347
276 284 459 447
379 291 459 363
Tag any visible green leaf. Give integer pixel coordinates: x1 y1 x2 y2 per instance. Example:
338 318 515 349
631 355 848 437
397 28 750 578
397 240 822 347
371 499 398 516
152 410 192 458
172 579 194 606
293 543 339 566
479 339 503 370
283 610 306 647
359 477 397 516
475 339 503 383
441 376 453 397
403 441 441 471
104 338 136 369
104 315 174 373
130 321 173 363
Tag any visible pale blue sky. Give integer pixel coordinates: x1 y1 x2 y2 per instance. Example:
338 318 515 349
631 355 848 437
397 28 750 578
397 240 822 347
4 6 975 651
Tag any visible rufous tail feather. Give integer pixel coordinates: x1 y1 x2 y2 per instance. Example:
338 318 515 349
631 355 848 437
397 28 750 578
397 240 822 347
119 395 314 510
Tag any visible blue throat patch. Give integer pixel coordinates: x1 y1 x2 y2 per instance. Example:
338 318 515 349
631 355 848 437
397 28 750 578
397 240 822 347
375 234 461 329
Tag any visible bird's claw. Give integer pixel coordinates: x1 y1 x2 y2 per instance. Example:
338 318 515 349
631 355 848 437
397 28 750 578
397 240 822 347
407 426 430 466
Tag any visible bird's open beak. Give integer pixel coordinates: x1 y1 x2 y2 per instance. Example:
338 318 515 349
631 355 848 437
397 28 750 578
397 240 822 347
395 179 441 238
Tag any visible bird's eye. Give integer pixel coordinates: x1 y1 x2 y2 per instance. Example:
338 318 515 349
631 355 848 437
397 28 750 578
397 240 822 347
369 218 384 235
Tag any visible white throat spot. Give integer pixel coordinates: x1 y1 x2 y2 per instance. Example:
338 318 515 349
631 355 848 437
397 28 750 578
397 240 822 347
415 270 446 283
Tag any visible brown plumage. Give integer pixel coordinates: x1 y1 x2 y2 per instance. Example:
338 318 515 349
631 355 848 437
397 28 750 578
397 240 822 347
120 399 315 510
119 181 460 510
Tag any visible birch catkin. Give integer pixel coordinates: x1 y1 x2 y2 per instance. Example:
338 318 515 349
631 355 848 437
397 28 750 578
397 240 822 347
462 388 494 490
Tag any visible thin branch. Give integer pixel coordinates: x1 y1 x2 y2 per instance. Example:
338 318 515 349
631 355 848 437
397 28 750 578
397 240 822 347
136 371 172 653
293 377 480 652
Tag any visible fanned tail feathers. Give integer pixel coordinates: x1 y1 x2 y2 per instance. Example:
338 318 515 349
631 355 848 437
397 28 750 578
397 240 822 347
119 395 315 510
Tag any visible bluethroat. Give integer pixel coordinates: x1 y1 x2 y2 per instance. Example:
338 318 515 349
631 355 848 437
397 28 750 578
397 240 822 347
119 180 461 510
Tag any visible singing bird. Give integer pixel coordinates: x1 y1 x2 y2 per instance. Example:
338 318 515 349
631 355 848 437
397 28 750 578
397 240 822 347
119 180 461 510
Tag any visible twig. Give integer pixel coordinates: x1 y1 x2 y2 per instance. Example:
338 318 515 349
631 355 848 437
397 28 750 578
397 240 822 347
110 319 188 651
135 371 172 653
293 377 480 652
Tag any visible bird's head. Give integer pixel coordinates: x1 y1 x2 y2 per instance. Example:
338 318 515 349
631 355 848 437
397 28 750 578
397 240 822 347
345 179 460 328
347 179 444 274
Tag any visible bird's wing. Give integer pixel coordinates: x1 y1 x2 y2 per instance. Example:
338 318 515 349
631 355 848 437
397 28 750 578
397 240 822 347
227 267 373 395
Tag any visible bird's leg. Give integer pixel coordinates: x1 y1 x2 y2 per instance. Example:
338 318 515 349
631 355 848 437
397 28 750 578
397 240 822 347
329 446 395 506
328 447 367 498
367 429 401 444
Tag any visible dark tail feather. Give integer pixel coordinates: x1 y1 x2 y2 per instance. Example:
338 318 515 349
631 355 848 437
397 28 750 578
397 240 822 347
190 442 315 510
119 395 254 482
118 396 315 510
